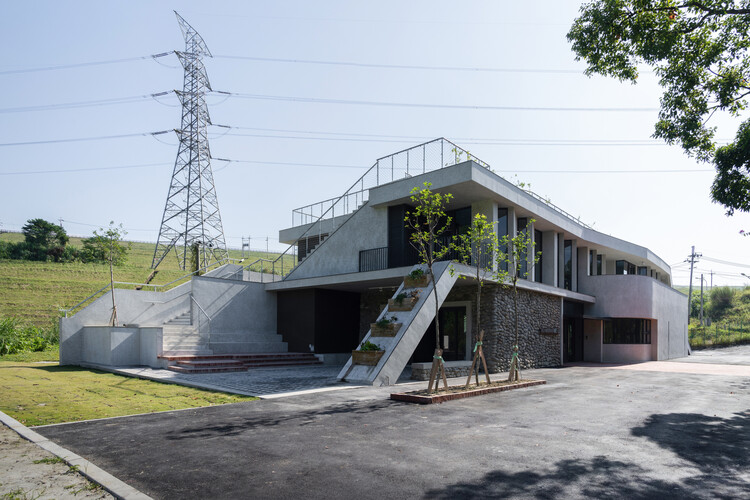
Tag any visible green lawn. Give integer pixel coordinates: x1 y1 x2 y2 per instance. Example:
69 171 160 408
0 353 256 426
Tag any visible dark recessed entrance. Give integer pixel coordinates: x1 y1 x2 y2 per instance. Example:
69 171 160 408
563 300 584 363
410 306 467 363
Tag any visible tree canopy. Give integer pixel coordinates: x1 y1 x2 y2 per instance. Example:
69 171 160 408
568 0 750 214
21 218 69 262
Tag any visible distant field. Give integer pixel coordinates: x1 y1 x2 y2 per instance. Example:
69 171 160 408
0 232 292 326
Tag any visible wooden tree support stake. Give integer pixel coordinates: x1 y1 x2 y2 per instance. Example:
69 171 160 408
465 330 491 388
508 344 521 382
427 348 449 393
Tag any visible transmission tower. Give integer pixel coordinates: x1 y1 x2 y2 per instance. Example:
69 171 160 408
151 11 228 271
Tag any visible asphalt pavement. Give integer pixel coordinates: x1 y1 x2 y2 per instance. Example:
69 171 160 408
34 347 750 499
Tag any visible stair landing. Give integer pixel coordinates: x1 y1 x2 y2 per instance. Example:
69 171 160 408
160 352 322 374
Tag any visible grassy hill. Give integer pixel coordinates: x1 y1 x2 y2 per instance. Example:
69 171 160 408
0 232 291 326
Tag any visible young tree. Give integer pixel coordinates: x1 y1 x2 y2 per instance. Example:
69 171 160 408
451 213 497 386
21 218 69 262
86 222 130 326
568 1 750 214
405 182 454 392
494 219 541 382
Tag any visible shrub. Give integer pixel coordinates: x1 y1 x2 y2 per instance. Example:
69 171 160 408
0 317 59 355
708 287 735 319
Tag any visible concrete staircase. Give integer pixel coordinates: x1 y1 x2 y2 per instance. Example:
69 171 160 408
162 312 212 355
208 332 288 354
337 261 458 386
161 353 322 374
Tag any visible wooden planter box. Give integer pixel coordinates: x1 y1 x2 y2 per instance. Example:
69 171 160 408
352 350 384 366
370 322 403 337
388 297 418 311
404 274 431 288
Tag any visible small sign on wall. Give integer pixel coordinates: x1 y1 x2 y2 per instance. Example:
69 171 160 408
539 327 559 336
444 335 449 349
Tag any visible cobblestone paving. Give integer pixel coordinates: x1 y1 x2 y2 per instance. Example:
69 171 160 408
108 364 417 398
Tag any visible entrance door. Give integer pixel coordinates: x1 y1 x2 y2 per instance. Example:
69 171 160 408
563 316 584 363
410 307 467 363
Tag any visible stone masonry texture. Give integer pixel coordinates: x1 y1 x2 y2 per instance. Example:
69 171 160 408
445 283 562 373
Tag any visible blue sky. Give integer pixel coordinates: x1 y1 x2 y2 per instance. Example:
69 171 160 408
1 1 748 286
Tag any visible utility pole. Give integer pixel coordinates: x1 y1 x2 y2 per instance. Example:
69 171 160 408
687 246 701 327
710 270 714 289
241 236 250 259
699 274 704 326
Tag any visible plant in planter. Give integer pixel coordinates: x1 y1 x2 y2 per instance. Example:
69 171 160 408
404 267 431 288
371 315 402 337
352 340 385 366
388 289 420 311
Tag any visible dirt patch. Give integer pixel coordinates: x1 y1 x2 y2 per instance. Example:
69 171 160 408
391 379 546 404
0 423 113 499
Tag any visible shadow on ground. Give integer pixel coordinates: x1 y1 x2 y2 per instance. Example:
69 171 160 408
425 409 750 499
164 399 400 440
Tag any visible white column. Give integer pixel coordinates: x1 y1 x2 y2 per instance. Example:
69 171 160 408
542 230 558 287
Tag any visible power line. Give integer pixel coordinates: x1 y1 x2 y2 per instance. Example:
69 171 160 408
0 130 171 147
214 91 660 113
0 162 171 176
701 256 750 269
0 92 174 114
0 52 174 75
213 54 589 75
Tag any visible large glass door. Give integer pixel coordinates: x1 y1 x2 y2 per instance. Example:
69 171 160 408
410 307 467 363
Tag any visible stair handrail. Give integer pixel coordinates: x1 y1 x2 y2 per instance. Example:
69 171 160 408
191 295 211 334
60 257 233 317
272 138 485 279
226 258 277 282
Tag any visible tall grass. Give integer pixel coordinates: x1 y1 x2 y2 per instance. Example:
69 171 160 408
0 317 59 355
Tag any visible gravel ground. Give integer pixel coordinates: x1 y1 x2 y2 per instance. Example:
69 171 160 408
0 423 113 500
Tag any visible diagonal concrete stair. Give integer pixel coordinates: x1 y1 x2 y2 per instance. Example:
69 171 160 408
337 261 458 386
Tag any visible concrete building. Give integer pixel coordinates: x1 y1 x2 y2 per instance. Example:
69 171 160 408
60 139 688 384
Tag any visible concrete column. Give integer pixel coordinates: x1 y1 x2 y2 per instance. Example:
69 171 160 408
577 245 588 290
605 258 615 275
542 230 558 287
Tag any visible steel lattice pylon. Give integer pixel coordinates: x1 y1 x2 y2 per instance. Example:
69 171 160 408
152 12 228 271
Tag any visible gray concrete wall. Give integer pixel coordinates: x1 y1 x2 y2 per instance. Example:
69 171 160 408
578 274 688 360
286 202 388 280
191 276 276 335
602 344 652 363
79 326 165 368
60 282 191 365
583 319 602 363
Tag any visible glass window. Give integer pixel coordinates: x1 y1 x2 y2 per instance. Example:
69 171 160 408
638 266 648 276
498 208 508 271
616 260 636 275
517 217 528 278
563 240 572 290
597 255 602 275
603 319 652 344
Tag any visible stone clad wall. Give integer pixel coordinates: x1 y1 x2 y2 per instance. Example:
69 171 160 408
447 283 562 373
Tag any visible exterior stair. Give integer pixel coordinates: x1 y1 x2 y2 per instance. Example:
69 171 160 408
160 353 322 374
337 261 459 386
162 312 212 356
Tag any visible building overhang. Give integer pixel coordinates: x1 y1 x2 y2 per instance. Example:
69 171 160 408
264 262 596 304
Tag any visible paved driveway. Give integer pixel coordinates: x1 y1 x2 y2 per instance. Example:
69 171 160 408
35 347 750 499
